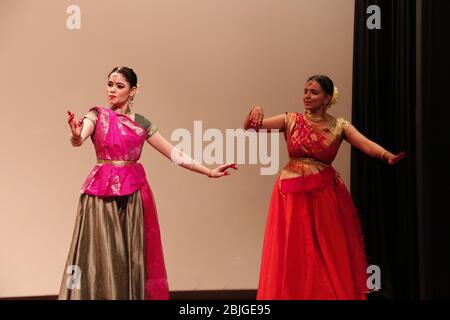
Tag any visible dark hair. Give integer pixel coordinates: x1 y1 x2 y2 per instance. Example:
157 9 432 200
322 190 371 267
307 75 334 97
108 66 138 88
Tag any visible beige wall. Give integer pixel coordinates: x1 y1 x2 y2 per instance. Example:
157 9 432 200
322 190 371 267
0 0 354 297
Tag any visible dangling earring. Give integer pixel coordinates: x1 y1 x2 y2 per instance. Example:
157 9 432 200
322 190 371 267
127 96 134 112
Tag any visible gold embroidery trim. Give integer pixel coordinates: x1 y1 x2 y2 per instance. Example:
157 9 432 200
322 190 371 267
288 157 330 167
280 157 331 180
285 112 297 140
97 160 137 166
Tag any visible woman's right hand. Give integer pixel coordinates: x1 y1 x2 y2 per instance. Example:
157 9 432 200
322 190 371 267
386 151 406 165
208 163 238 178
248 105 264 128
67 110 83 138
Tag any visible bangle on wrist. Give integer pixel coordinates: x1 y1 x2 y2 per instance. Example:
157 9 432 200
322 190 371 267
71 134 81 141
381 150 389 162
70 135 82 145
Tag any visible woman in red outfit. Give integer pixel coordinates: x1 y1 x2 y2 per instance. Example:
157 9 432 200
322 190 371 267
244 75 405 300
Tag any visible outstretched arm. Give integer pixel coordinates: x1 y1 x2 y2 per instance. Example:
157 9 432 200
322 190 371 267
243 106 285 132
344 124 405 165
147 132 237 178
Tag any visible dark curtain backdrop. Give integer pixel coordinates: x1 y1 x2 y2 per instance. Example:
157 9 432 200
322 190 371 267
420 0 450 299
352 0 418 299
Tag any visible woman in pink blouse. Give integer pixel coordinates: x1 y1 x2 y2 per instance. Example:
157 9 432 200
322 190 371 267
60 67 237 300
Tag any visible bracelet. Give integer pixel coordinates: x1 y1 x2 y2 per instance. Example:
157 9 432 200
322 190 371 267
380 150 389 162
70 135 82 146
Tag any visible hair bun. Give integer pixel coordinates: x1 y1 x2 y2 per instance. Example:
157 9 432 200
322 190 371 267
330 86 339 105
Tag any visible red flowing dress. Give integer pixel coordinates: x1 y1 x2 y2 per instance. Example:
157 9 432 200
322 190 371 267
257 112 368 300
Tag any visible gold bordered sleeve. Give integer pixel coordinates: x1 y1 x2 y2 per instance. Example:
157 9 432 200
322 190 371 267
284 112 297 141
83 109 98 125
331 116 351 138
135 113 158 139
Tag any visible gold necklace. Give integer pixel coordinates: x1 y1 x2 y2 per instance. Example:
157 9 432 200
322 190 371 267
109 106 131 116
305 111 327 122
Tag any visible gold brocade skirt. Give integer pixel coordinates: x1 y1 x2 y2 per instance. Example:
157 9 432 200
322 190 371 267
58 191 146 300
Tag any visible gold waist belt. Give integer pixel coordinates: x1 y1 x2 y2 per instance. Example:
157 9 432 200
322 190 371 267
288 157 330 167
97 159 137 166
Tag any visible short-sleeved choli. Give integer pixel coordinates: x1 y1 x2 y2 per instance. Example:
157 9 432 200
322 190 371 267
83 110 98 125
331 117 351 137
284 112 298 141
134 113 158 139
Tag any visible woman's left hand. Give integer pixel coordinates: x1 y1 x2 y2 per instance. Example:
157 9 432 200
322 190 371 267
209 163 238 178
387 151 406 165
